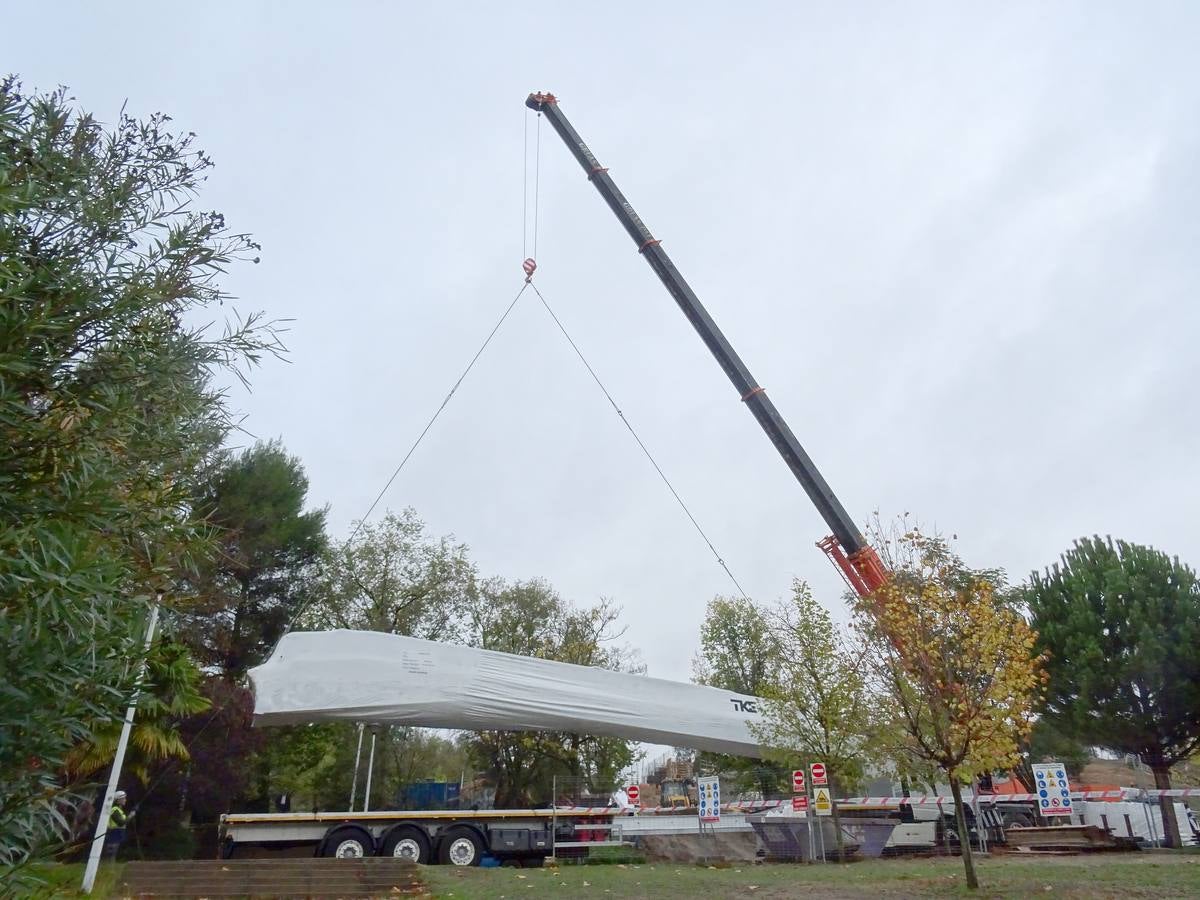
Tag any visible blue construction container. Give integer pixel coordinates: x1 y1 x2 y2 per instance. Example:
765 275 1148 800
399 781 461 810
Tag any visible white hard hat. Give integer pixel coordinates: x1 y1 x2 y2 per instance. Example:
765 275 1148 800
114 791 127 800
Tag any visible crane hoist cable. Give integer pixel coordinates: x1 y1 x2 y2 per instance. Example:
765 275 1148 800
522 109 542 262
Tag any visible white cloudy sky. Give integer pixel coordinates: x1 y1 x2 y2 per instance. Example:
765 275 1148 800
8 2 1198 685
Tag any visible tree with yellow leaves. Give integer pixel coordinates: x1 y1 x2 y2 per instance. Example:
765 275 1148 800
856 525 1044 890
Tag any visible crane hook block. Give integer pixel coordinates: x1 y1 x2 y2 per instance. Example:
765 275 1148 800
522 258 537 281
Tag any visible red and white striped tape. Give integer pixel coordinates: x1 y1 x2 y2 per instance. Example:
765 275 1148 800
554 787 1196 817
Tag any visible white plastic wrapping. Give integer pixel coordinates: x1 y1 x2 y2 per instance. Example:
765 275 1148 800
250 630 764 757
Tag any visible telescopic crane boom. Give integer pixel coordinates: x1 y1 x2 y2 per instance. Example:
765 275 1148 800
525 92 887 596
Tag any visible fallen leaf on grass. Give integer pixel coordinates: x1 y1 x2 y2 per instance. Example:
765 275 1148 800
516 874 527 879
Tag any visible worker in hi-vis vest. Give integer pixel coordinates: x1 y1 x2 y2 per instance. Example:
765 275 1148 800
103 791 129 860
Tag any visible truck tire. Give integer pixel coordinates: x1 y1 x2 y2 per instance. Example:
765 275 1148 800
322 825 374 858
382 826 431 863
1001 809 1035 829
438 826 484 867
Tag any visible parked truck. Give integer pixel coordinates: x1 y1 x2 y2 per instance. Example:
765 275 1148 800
219 806 613 865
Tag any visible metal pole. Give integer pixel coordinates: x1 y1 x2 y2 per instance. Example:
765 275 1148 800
806 784 815 863
972 786 986 854
82 603 160 894
806 811 816 868
363 730 377 813
1143 795 1159 846
349 723 365 811
817 810 827 862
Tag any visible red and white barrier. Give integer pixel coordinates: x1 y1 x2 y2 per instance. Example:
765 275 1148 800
555 787 1195 817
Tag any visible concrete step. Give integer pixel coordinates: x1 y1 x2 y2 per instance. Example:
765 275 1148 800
117 859 427 898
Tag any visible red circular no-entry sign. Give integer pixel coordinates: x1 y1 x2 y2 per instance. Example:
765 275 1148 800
792 769 806 792
627 784 640 804
810 762 827 785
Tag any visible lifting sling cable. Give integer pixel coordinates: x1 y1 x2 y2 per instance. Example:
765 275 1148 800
281 280 530 639
347 281 531 544
528 280 749 600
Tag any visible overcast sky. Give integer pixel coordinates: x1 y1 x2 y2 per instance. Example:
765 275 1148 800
8 2 1198 687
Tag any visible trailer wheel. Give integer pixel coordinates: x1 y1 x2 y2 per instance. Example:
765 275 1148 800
382 826 430 863
322 825 374 858
438 826 483 866
999 807 1035 829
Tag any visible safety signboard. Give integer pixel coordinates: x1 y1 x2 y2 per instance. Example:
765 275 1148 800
626 784 640 805
792 795 809 813
810 762 828 785
698 776 721 823
792 769 806 792
813 786 833 816
1032 762 1073 817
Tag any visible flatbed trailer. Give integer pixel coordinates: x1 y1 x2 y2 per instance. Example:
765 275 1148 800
219 807 623 866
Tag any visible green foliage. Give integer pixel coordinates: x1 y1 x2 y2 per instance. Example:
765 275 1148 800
753 581 878 797
691 594 789 796
1025 718 1091 780
692 594 779 695
248 721 352 811
239 721 469 814
1024 536 1200 777
178 440 327 677
64 639 211 784
0 79 278 867
299 508 474 641
465 580 639 806
1024 536 1200 847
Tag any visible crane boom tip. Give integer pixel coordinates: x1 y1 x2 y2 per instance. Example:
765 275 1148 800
526 92 558 111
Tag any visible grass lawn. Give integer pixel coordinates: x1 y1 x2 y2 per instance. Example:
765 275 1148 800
3 862 123 898
423 853 1200 899
15 852 1200 899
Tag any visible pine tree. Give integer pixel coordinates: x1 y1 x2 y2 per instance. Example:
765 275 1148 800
1025 536 1200 847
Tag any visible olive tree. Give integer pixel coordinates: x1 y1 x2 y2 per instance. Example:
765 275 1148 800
0 79 278 869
